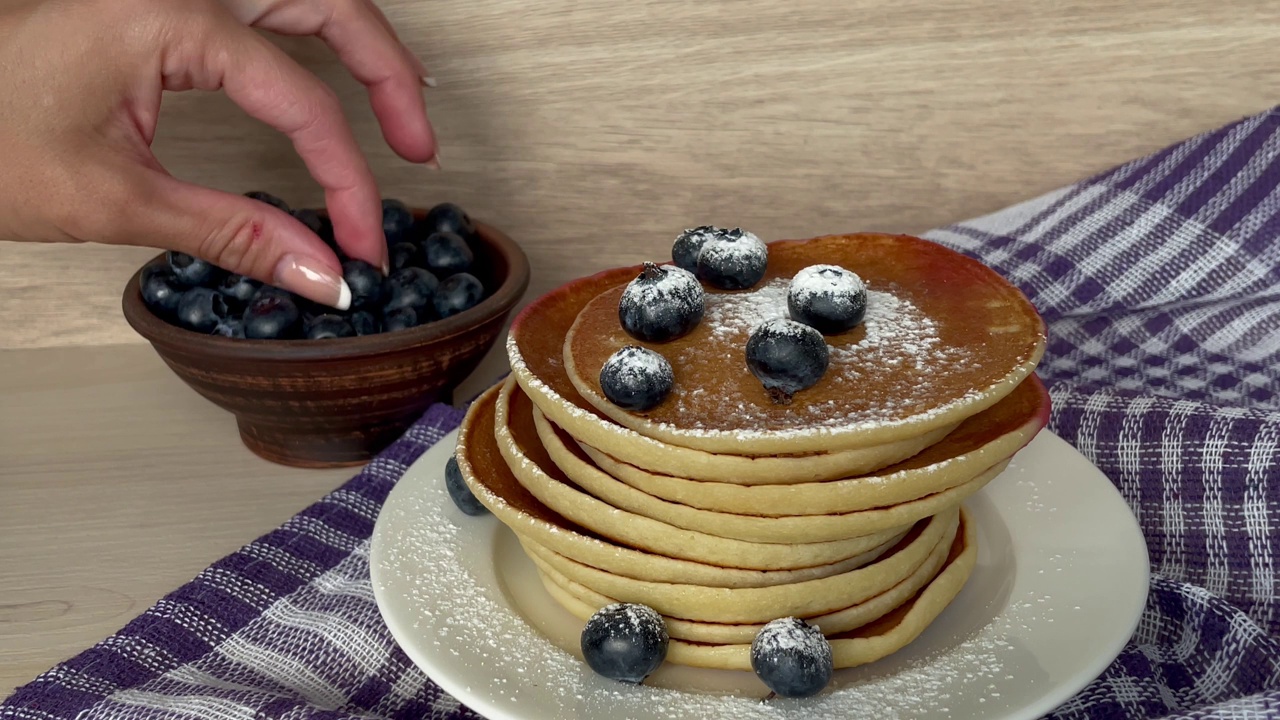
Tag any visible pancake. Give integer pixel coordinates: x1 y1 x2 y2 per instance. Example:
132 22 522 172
560 374 1050 518
455 382 910 588
495 377 913 570
541 508 979 671
533 387 1027 542
562 233 1046 455
531 509 955 644
518 508 958 624
507 269 960 485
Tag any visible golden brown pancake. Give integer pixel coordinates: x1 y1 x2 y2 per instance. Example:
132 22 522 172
563 233 1046 455
555 374 1050 519
507 267 960 484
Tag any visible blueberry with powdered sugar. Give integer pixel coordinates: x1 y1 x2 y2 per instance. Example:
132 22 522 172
696 228 768 290
600 345 674 412
745 318 829 404
788 264 867 335
618 262 704 343
581 603 669 684
750 617 833 698
671 225 724 273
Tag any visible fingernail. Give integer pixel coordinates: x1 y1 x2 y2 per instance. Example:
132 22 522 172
425 153 441 171
421 75 438 88
274 255 352 311
381 258 391 275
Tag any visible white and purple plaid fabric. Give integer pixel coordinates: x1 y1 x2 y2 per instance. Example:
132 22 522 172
5 106 1280 720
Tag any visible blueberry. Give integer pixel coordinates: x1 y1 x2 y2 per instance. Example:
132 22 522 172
382 307 419 332
423 231 474 276
745 319 829 404
383 267 439 314
389 241 422 271
167 251 220 288
445 455 489 516
618 263 704 343
214 318 245 338
382 198 414 245
581 603 669 684
342 260 384 310
696 228 768 290
140 264 185 319
671 226 722 274
175 287 229 333
432 272 485 319
216 274 260 313
419 202 476 240
750 617 833 698
305 314 356 340
242 290 301 339
292 208 324 236
788 265 867 335
599 345 674 412
244 191 290 213
348 310 380 336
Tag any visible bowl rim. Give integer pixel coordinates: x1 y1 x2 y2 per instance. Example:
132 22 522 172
121 217 531 361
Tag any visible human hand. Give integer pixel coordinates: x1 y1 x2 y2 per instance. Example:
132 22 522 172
0 0 437 309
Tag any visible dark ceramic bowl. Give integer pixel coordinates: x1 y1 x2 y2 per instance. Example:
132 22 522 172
122 215 529 468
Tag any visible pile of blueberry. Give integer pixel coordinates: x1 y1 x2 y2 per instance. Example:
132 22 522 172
600 225 871 409
139 192 490 340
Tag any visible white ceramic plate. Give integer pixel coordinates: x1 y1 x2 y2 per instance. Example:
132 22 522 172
371 429 1149 720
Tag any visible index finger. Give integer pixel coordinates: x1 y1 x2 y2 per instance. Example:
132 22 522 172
192 23 387 271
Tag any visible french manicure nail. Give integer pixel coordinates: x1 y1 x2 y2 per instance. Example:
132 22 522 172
425 154 441 170
273 254 351 311
421 75 438 88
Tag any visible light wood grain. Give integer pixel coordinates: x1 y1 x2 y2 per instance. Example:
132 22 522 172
2 0 1277 348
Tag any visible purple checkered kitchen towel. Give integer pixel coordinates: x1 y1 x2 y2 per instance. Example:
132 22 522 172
6 106 1280 720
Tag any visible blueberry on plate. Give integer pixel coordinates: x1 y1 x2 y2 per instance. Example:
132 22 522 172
787 264 867 335
671 225 723 274
214 318 245 338
342 260 384 310
618 262 704 343
581 603 669 684
216 274 260 312
423 231 474 276
383 267 439 314
750 617 833 698
382 198 415 245
382 306 419 332
305 314 356 340
389 241 422 271
242 289 302 339
167 251 220 288
244 191 290 213
141 264 186 319
695 228 768 290
347 310 380 336
418 202 476 240
432 272 485 319
599 345 674 412
445 455 489 516
175 287 229 333
745 319 829 404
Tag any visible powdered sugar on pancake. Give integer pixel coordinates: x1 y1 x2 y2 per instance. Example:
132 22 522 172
671 278 973 433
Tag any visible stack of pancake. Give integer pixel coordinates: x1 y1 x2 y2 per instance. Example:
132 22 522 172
455 232 1049 672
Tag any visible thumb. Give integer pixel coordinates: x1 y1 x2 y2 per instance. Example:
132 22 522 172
136 169 354 310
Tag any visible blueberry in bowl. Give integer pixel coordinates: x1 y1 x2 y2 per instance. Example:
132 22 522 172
122 199 530 468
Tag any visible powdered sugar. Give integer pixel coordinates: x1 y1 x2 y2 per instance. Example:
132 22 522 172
751 617 833 667
669 278 971 434
788 265 866 308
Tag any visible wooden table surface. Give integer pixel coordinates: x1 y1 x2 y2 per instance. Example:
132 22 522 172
3 0 1278 700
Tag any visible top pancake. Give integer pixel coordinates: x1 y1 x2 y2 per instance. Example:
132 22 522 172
563 233 1046 454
